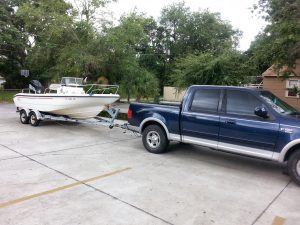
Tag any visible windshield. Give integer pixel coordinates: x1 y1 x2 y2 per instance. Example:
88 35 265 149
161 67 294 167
61 77 83 86
260 90 299 115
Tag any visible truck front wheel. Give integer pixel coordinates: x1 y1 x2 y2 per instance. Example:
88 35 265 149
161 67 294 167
142 125 169 154
288 150 300 186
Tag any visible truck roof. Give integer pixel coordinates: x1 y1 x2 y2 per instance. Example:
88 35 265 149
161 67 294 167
189 85 261 92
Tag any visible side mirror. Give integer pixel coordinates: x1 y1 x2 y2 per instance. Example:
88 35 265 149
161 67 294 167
254 106 268 118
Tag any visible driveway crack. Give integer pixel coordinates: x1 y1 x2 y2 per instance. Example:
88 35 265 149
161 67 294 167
251 180 291 225
0 143 174 225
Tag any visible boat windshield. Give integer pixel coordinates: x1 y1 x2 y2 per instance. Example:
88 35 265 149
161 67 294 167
260 90 299 115
61 77 83 86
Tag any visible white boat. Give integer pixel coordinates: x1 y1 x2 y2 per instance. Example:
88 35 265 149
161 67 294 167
13 77 120 119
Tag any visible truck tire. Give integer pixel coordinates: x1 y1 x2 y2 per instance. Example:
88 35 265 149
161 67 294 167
20 110 29 124
287 150 300 186
142 125 169 154
29 111 40 127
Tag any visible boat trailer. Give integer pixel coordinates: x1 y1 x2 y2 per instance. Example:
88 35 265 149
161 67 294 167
17 107 122 129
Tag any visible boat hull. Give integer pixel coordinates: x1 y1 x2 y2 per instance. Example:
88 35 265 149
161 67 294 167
13 93 120 119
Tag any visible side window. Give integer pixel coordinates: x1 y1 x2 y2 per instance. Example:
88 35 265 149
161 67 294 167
226 90 262 116
190 89 220 113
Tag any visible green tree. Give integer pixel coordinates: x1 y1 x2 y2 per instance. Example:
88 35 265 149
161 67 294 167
118 57 159 102
158 2 241 87
1 0 248 96
186 10 240 54
244 32 274 77
0 0 28 88
17 0 109 84
73 0 115 25
103 12 159 101
16 0 75 83
171 51 249 88
252 0 300 70
50 21 106 81
159 2 190 60
159 2 240 59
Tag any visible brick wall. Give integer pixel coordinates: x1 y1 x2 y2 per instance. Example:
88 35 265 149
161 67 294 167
263 77 300 111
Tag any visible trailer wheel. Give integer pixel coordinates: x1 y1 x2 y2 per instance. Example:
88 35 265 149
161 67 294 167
142 125 169 154
29 111 40 127
287 150 300 186
19 110 29 124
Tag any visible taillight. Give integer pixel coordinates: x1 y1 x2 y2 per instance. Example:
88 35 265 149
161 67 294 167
127 108 133 120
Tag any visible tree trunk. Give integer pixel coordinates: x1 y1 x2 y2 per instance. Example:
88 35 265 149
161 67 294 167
127 88 130 103
136 96 141 102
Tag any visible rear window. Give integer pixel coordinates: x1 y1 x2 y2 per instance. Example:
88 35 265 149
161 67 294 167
190 89 220 113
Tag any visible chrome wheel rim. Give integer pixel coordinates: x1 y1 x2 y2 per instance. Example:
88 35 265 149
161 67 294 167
21 113 27 122
297 160 300 176
30 114 36 124
146 131 160 148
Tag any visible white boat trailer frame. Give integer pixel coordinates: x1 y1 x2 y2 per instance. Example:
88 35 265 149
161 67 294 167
16 107 120 129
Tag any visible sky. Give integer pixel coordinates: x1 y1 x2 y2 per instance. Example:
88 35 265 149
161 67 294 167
107 0 267 51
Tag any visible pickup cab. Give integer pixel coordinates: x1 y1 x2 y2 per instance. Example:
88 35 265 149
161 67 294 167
127 85 300 186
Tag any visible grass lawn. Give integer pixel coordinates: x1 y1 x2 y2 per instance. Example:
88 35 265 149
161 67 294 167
0 90 19 103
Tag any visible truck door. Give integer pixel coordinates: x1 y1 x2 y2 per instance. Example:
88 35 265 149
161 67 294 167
181 88 221 148
218 89 279 159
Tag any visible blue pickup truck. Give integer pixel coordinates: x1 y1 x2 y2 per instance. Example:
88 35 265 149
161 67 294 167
127 85 300 185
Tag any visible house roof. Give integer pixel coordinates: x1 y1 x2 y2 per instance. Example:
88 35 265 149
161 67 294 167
262 59 300 77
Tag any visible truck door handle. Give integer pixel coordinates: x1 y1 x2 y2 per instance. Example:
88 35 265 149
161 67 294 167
224 120 236 125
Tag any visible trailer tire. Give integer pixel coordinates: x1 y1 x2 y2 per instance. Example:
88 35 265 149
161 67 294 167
20 110 29 124
142 125 169 154
29 111 40 127
287 150 300 186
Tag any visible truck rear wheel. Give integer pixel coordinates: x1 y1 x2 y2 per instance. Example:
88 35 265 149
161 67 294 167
287 150 300 186
142 125 169 154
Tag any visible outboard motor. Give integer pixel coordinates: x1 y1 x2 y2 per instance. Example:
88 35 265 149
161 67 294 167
29 80 44 94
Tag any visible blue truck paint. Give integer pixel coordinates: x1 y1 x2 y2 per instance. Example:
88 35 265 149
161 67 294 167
128 85 300 163
129 103 181 136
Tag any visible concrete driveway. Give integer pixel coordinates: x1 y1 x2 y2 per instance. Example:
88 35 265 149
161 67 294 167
0 103 299 225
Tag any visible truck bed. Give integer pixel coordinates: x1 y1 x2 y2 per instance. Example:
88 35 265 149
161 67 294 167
128 102 181 136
